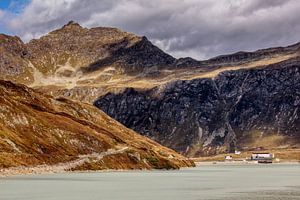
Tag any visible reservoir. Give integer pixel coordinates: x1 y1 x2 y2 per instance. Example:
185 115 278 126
1 164 300 200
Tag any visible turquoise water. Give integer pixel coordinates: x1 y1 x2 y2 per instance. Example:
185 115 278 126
1 164 300 200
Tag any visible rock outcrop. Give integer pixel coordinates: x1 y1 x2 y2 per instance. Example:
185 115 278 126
0 34 32 84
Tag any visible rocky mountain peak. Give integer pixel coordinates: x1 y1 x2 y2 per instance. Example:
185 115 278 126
61 20 83 30
23 22 177 77
65 20 81 27
50 20 85 34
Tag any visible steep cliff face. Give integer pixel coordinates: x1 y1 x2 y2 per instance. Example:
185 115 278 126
94 80 236 156
0 80 194 170
95 60 300 156
216 59 300 137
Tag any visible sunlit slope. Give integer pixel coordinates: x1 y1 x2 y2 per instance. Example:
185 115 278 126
0 80 194 170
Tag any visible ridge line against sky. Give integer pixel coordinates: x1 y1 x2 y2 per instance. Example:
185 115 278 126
0 0 300 59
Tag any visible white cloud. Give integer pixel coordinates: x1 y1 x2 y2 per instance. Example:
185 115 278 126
5 0 300 59
0 9 4 19
0 9 9 34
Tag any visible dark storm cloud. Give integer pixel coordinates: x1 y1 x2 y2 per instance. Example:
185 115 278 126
5 0 300 59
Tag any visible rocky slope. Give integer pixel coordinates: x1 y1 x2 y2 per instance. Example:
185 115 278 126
0 34 32 84
0 80 194 171
95 59 300 156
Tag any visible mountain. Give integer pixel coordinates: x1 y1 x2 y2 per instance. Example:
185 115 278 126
0 21 178 102
1 21 298 101
0 80 194 172
0 21 299 157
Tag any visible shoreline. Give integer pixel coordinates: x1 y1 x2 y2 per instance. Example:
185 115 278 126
0 165 185 178
2 161 299 178
0 167 147 178
0 147 131 178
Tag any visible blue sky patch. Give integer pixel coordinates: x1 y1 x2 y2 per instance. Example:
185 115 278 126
0 0 30 13
0 0 31 35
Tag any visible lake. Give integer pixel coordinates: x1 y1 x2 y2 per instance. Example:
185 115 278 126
1 164 300 200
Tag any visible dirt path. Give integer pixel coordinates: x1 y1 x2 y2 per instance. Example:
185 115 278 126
0 147 128 177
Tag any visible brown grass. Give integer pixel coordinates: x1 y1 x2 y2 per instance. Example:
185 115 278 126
0 80 194 170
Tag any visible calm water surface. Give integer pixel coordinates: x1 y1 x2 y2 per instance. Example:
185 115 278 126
1 164 300 200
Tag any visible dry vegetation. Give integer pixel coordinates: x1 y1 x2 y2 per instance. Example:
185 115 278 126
0 80 194 172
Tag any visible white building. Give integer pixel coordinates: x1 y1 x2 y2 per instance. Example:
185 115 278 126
251 153 274 163
224 155 233 161
235 150 241 155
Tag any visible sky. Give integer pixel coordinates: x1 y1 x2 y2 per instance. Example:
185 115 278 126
1 0 300 60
